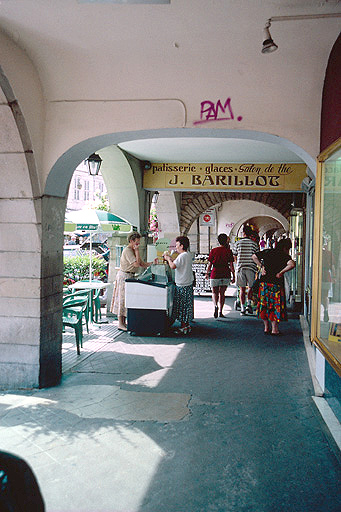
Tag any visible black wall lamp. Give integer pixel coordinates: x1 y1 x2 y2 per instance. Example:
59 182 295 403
86 153 103 176
144 161 152 170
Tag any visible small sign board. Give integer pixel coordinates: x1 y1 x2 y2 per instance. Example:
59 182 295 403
199 208 216 227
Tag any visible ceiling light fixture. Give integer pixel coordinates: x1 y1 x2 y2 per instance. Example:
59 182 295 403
261 12 341 54
262 19 278 54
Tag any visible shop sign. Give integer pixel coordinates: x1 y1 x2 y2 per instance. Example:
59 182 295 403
199 208 216 227
143 162 307 192
76 223 98 231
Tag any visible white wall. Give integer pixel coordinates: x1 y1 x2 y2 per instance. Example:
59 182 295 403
220 201 288 242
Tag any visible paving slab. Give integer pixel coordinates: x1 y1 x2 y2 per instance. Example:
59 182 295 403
0 297 340 512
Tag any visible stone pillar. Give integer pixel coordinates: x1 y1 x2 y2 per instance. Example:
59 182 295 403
0 95 43 388
39 195 66 388
0 195 42 388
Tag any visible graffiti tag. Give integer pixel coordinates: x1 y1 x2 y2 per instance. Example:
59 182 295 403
193 97 243 125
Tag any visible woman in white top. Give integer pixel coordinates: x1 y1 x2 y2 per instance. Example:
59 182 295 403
164 236 194 335
111 232 156 331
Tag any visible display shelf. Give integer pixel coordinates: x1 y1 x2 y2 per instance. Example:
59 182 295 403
193 254 211 294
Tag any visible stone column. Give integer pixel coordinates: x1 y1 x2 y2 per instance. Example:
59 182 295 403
0 94 43 388
39 195 66 387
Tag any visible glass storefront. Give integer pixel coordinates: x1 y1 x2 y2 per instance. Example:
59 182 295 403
312 140 341 376
289 208 304 308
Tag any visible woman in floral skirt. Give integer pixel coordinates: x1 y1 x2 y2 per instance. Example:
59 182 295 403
252 238 295 335
163 236 194 335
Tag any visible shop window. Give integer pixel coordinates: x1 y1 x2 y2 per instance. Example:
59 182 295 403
312 139 341 375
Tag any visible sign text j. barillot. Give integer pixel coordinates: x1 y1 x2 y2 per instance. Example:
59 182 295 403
143 162 307 192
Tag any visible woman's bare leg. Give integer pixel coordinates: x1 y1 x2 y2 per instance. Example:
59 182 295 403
118 315 127 330
212 286 219 317
218 286 227 315
263 319 270 333
271 320 279 334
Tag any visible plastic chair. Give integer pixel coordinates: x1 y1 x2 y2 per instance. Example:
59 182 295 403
77 280 103 322
62 296 88 354
93 288 102 322
63 292 90 333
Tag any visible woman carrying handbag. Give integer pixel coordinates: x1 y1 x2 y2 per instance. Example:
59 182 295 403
252 238 295 335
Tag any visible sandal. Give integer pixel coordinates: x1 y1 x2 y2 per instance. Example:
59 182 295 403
174 326 191 335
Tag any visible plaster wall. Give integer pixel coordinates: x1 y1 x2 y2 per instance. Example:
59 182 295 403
2 2 339 183
99 146 140 228
155 191 180 237
43 100 185 194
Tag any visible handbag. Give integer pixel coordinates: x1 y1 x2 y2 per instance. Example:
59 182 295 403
251 277 261 294
251 259 264 295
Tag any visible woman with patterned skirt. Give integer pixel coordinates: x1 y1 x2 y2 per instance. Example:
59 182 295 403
163 236 194 335
252 238 295 335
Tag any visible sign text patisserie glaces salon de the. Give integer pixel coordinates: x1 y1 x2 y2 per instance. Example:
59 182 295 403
143 162 308 192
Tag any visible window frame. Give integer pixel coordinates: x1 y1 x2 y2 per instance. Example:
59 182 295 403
311 137 341 376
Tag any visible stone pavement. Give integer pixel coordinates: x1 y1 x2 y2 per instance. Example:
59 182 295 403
0 296 340 512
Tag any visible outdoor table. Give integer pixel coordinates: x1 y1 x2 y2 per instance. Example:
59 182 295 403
68 281 110 323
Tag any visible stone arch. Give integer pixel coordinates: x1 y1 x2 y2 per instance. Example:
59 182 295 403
179 191 302 235
230 213 288 241
0 69 43 388
45 128 316 198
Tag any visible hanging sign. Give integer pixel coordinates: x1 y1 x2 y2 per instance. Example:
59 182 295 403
199 208 216 227
143 162 307 192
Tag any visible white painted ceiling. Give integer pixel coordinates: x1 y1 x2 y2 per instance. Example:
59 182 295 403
1 1 340 166
118 138 304 163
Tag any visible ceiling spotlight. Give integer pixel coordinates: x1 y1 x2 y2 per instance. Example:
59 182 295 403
262 19 278 54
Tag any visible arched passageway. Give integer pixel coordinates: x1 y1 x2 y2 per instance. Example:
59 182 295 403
1 108 314 388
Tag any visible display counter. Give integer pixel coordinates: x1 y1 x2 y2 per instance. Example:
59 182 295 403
125 264 175 336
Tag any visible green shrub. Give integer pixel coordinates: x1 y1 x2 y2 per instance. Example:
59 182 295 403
63 254 107 283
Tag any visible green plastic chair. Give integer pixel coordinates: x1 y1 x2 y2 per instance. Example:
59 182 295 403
62 296 88 354
77 280 103 322
63 292 90 333
93 288 102 322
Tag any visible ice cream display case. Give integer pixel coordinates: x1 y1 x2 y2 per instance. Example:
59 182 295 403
125 264 175 335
